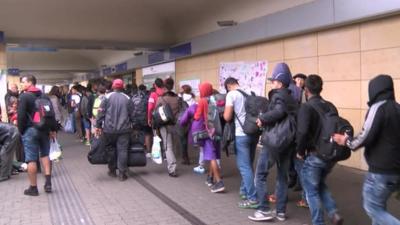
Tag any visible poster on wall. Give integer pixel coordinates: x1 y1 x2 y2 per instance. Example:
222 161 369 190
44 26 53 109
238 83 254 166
179 79 200 96
219 61 268 96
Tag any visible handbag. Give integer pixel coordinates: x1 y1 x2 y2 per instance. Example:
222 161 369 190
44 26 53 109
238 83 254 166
192 130 209 147
262 115 296 151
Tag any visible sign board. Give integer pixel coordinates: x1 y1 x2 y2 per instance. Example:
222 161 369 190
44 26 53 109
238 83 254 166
142 62 176 90
219 61 268 96
179 79 200 96
143 62 175 76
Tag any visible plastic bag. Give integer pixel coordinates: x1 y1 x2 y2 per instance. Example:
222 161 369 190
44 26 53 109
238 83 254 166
64 114 74 133
151 135 162 164
49 138 62 161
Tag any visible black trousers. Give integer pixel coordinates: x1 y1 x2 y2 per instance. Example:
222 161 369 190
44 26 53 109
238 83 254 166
104 132 130 174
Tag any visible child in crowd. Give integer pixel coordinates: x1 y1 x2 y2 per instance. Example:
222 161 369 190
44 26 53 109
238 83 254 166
193 82 225 193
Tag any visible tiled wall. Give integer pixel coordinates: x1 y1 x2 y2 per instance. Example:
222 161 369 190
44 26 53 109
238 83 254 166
137 15 400 170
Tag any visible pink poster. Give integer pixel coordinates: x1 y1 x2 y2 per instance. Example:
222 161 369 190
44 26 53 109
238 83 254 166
219 61 268 96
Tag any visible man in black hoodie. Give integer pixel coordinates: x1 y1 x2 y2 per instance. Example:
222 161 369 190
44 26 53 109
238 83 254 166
249 62 298 222
334 74 400 225
18 75 55 196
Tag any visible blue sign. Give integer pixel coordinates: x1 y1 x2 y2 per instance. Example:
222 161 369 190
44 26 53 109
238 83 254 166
115 62 128 73
7 68 20 75
170 42 191 60
149 51 164 64
102 67 112 76
0 31 3 43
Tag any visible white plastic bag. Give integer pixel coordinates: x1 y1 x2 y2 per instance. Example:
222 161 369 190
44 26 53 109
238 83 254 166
64 113 74 133
49 138 62 161
151 135 162 164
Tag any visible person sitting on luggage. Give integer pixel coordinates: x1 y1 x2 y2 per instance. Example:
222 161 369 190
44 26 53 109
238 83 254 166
95 79 135 181
0 123 21 182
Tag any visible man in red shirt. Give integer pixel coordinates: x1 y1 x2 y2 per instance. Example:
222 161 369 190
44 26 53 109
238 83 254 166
147 78 165 127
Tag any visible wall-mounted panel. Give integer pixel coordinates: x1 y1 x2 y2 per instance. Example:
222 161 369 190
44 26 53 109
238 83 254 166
361 47 400 80
318 25 360 55
284 34 318 59
319 52 361 81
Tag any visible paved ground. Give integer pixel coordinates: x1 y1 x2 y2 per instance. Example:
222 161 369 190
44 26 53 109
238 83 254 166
0 132 399 225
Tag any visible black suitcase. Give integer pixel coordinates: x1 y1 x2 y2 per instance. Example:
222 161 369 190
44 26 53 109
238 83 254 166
127 131 147 167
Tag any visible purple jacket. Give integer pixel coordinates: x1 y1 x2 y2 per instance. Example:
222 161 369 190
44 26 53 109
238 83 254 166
179 104 205 145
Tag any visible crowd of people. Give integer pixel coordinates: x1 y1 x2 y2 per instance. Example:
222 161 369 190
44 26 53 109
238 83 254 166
0 61 398 225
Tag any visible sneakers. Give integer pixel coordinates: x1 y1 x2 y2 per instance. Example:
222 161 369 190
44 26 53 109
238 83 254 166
118 173 128 181
108 170 117 178
275 212 286 221
44 182 52 193
193 165 206 174
248 210 274 221
168 172 178 178
24 186 39 196
238 199 259 209
205 176 214 187
145 153 152 158
210 180 225 193
83 140 91 146
239 193 247 200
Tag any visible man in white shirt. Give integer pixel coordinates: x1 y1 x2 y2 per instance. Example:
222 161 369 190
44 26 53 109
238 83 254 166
223 77 259 209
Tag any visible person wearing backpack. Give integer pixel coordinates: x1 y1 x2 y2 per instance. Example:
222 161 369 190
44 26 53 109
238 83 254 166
95 79 134 181
249 63 298 222
155 78 180 177
132 84 152 156
18 75 57 196
80 87 91 146
223 77 259 208
194 82 224 193
147 78 165 128
333 74 400 225
296 74 344 225
71 85 84 141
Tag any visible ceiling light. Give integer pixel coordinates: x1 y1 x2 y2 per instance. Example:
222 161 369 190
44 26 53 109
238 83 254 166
217 20 237 27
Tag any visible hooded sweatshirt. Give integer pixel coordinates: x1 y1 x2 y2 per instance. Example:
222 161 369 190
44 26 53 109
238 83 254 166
17 86 42 134
346 74 400 174
194 83 213 122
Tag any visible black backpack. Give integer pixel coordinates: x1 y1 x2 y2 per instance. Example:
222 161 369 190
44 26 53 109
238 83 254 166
131 91 149 127
152 97 175 129
30 93 57 131
206 95 223 141
309 99 354 162
237 90 269 135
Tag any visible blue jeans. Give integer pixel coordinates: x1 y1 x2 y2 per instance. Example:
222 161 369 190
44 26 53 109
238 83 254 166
301 155 337 225
294 158 306 201
363 172 400 225
235 135 258 201
255 145 291 213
